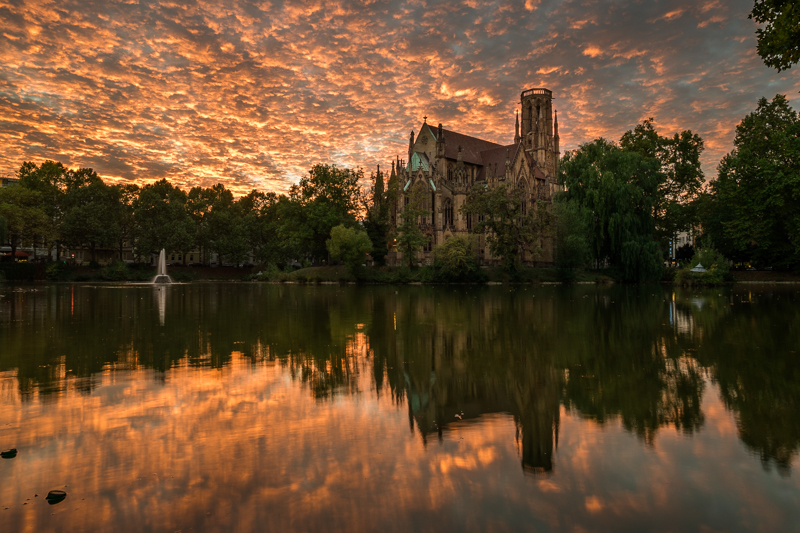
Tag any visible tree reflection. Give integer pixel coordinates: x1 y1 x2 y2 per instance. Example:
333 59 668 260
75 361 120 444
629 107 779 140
1 283 798 474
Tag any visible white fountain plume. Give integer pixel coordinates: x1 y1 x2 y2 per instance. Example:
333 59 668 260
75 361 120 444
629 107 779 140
152 249 172 284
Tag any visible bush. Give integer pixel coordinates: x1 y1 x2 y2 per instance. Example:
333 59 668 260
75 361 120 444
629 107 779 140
326 224 372 274
675 245 731 286
100 261 131 281
431 236 484 282
46 261 70 280
88 260 101 269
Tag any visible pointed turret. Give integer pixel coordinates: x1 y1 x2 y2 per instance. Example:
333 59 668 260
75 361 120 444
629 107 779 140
554 110 560 153
408 129 415 161
514 110 520 144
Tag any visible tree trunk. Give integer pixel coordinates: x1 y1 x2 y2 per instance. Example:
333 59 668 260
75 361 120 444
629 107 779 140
91 243 96 263
10 236 17 262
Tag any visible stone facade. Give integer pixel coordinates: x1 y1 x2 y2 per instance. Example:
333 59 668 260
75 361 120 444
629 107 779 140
390 88 561 265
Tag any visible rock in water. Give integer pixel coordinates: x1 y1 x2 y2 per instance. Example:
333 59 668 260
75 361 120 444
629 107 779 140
45 490 67 504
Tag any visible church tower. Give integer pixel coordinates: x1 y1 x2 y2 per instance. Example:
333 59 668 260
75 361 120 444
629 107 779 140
519 88 558 177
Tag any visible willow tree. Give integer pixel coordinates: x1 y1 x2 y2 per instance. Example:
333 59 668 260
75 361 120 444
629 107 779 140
559 138 663 282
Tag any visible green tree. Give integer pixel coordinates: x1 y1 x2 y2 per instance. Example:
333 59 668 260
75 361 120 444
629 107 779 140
363 166 392 266
199 184 250 266
559 138 664 282
702 95 800 268
0 186 56 259
326 224 372 274
290 164 363 262
115 184 139 261
396 182 431 267
61 173 122 263
461 184 551 271
17 160 68 257
750 0 800 71
620 119 705 252
553 197 591 276
133 180 195 260
432 235 481 281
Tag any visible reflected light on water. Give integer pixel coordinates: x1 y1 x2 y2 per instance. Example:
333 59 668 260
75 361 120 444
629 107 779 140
0 284 798 531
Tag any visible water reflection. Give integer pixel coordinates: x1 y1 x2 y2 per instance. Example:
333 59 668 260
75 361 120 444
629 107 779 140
1 284 799 530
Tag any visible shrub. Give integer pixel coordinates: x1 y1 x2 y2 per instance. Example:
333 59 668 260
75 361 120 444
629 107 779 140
431 235 483 282
676 245 731 286
326 224 372 274
100 261 131 281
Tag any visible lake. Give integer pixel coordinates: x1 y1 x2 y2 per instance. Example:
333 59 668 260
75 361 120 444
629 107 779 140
1 283 799 532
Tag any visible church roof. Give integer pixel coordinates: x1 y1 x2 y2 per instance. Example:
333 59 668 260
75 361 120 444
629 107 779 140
428 126 504 165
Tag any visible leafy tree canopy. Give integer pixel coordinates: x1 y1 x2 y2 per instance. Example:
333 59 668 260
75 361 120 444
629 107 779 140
559 138 664 282
703 94 800 268
750 0 800 71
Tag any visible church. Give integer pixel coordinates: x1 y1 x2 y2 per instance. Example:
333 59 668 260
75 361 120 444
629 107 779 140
388 87 561 265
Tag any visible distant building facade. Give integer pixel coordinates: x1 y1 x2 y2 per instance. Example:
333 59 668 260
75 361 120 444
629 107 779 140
391 87 561 265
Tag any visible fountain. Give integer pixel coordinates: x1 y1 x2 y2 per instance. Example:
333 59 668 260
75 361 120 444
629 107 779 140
152 249 172 284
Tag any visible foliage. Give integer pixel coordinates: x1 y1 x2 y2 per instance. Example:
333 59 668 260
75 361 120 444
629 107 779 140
326 224 372 274
750 0 800 71
620 118 705 250
363 166 393 266
701 95 800 269
461 184 552 271
553 197 591 279
675 244 731 285
133 179 196 260
0 185 57 258
0 215 6 245
61 174 122 262
395 182 430 267
559 138 664 282
431 235 484 282
289 164 363 262
675 243 695 262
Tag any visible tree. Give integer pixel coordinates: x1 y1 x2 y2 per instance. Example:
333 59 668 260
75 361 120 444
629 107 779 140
326 224 372 274
61 174 122 262
0 186 56 260
290 164 363 262
395 182 430 267
363 166 392 266
559 138 664 282
202 184 249 266
553 197 591 275
133 180 195 260
620 119 705 251
115 184 140 261
17 160 68 257
432 235 481 281
461 184 551 271
750 0 800 71
702 95 800 268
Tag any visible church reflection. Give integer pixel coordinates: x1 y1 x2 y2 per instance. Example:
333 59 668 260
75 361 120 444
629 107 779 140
1 283 798 475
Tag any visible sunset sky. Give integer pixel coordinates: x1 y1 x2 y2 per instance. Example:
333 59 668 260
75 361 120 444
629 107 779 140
1 0 798 195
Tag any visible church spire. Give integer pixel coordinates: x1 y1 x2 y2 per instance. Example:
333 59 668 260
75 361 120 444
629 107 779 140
514 110 520 144
408 129 415 161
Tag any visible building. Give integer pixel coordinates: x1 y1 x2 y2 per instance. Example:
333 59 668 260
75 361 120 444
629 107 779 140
391 87 561 265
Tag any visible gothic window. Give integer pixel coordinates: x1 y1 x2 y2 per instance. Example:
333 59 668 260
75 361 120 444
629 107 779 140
466 213 473 231
519 180 528 216
443 198 453 228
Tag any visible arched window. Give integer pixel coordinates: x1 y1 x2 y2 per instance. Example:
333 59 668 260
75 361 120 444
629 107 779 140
518 179 528 216
443 198 453 228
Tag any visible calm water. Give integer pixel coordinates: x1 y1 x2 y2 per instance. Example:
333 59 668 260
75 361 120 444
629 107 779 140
1 283 799 532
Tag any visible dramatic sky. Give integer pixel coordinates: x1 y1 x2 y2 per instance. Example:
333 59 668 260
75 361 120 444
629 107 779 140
1 0 798 194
